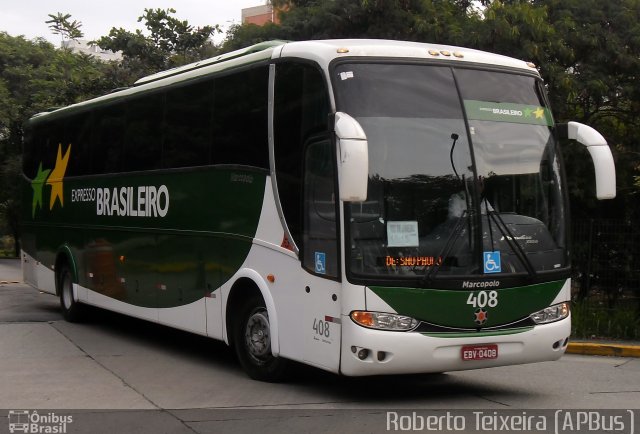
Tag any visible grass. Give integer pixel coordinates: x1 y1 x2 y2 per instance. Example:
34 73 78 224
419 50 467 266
571 299 640 340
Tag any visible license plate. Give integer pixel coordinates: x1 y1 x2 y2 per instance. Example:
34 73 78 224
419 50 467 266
461 344 498 361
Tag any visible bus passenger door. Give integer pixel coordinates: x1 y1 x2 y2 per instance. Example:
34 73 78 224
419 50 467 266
301 138 342 372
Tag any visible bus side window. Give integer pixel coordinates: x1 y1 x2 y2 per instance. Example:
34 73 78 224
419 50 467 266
212 66 269 169
303 139 339 278
64 111 93 176
123 92 164 172
22 126 39 179
41 122 64 174
274 62 330 248
93 104 124 174
164 79 213 168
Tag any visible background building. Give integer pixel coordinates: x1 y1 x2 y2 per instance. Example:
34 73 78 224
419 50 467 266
62 39 122 62
241 4 280 25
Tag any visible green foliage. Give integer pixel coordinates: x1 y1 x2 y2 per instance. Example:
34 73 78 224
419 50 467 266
225 0 470 47
94 8 221 80
46 12 84 43
0 235 16 257
572 299 640 340
224 22 285 52
0 155 20 256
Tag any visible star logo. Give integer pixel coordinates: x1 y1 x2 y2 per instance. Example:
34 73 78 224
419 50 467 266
474 308 488 325
533 107 545 119
47 143 71 210
31 163 51 217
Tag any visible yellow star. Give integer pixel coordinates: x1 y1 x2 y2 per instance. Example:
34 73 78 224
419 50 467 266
47 143 71 209
533 107 545 119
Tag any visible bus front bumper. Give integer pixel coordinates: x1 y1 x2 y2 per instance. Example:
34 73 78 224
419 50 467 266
340 314 571 376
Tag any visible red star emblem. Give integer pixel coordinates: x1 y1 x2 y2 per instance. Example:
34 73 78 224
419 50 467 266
474 308 488 325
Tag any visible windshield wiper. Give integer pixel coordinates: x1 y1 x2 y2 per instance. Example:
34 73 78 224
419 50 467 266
422 210 468 286
486 209 537 278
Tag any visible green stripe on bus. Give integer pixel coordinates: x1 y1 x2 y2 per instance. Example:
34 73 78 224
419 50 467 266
370 280 565 329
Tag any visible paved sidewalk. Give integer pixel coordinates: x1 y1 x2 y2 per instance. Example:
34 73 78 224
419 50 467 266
0 257 21 284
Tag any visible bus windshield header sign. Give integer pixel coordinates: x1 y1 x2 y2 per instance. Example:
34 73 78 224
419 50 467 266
464 100 553 126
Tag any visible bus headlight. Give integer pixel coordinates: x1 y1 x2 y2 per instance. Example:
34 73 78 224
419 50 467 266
351 311 419 331
530 302 570 325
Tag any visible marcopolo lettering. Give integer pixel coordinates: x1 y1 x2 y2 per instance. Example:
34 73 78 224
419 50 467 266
462 280 500 289
96 185 169 217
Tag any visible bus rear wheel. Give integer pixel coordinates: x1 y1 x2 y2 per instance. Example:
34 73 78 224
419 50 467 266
233 296 288 382
58 265 83 322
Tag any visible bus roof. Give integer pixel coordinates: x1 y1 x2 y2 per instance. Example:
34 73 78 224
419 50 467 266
278 39 538 73
29 39 538 123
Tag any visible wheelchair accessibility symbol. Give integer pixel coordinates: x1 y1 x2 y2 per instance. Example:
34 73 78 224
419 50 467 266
483 251 501 274
315 252 326 274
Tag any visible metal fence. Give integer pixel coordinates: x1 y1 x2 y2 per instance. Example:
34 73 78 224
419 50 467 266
571 219 640 339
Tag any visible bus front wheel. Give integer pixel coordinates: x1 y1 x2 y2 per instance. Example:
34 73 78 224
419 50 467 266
58 265 83 322
233 296 288 382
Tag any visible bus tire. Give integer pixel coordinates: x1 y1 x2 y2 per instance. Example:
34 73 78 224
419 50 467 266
233 295 288 382
58 265 83 322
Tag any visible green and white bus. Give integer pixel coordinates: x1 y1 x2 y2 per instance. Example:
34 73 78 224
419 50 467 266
21 39 616 381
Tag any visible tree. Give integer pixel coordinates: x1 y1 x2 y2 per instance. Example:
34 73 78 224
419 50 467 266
0 156 21 256
0 32 120 255
94 8 221 80
539 0 640 221
224 0 472 50
45 12 84 44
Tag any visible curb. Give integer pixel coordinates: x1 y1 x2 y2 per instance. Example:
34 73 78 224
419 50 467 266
566 342 640 358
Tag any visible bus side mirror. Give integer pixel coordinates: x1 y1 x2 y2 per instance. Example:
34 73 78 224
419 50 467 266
557 121 616 200
334 112 368 202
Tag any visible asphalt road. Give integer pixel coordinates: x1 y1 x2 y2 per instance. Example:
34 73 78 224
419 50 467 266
1 258 638 433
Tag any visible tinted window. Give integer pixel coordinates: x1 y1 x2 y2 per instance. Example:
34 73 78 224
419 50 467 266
123 93 164 171
93 104 125 174
212 66 269 168
164 80 213 168
22 126 39 178
303 139 338 278
41 121 64 174
64 111 93 176
335 63 462 119
274 62 330 246
23 122 59 179
455 69 543 105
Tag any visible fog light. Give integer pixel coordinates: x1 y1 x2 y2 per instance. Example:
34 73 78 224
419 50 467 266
351 311 418 331
357 348 369 360
530 302 570 325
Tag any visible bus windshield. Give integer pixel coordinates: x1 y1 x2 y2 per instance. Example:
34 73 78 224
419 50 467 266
334 62 567 282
